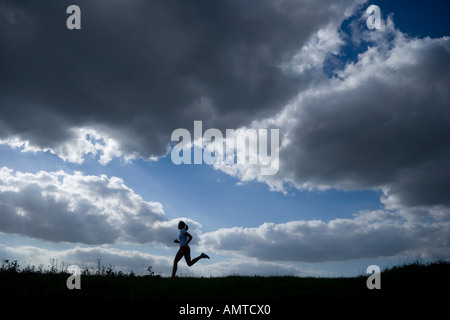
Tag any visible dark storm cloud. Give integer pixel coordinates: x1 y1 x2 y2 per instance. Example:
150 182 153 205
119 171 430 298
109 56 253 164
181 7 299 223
281 35 450 213
233 26 450 217
0 0 361 158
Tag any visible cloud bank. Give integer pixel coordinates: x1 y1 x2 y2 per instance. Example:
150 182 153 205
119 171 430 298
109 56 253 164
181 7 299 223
1 166 447 266
200 211 450 263
0 167 200 245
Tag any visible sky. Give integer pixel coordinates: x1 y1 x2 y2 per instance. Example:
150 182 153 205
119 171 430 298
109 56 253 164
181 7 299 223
0 0 449 277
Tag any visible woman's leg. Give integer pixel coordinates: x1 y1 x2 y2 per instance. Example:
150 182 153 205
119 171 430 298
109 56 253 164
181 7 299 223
171 249 184 277
185 249 209 267
185 253 201 267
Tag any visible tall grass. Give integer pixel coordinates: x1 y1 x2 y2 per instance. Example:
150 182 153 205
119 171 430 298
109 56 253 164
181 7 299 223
1 258 449 301
0 258 156 277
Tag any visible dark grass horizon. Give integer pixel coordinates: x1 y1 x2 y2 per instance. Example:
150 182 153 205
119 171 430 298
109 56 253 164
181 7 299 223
0 259 449 301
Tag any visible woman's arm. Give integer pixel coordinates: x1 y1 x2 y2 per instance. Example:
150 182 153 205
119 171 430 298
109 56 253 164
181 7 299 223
183 232 193 246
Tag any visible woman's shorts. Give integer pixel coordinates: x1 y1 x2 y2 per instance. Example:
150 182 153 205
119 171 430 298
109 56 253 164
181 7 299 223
179 245 190 254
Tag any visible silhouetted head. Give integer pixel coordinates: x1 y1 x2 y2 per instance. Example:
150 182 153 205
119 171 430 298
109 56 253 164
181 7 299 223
178 221 188 230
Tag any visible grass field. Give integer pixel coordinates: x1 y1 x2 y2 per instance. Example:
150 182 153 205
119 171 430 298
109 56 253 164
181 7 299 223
1 259 449 302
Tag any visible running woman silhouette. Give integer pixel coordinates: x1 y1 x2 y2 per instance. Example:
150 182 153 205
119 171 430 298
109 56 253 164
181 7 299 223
172 221 209 277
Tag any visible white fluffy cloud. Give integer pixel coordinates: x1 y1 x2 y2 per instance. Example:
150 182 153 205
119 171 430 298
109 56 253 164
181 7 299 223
200 210 450 263
0 167 200 245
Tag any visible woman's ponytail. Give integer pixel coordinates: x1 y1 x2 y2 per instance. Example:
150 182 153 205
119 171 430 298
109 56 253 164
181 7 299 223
185 224 189 231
